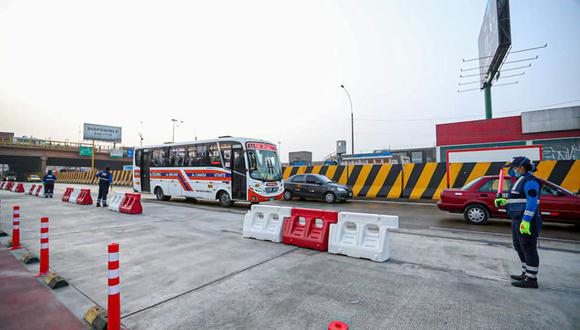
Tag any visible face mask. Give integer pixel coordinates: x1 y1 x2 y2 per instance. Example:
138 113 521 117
508 168 521 178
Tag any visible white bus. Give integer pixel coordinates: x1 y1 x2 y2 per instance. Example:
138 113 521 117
133 137 284 206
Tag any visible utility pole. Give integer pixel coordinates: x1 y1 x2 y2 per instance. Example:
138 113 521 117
340 85 354 155
171 119 183 143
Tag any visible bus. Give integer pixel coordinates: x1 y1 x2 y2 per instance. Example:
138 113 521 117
132 137 284 206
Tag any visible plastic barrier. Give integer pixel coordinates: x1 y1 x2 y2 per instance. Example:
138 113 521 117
69 188 81 204
12 183 25 193
26 184 36 195
282 208 338 251
119 193 142 214
0 181 5 189
329 212 399 262
62 187 74 202
108 192 126 212
34 184 43 196
76 189 93 205
243 205 292 242
5 182 14 191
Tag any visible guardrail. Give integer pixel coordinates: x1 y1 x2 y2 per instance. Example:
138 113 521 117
57 171 133 186
0 138 131 154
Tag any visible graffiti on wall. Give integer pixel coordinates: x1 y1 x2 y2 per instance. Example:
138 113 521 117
540 139 579 160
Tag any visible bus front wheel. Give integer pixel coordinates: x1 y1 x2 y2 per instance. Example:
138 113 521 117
155 187 171 201
218 191 233 207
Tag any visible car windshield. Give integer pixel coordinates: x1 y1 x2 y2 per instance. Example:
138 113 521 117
461 177 484 190
247 147 282 181
317 175 332 183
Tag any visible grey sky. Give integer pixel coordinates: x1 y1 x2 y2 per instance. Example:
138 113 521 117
0 0 579 162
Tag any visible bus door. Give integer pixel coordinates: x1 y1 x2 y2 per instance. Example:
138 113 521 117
140 150 152 192
231 144 247 200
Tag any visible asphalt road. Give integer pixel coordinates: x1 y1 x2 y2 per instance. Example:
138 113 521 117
50 183 580 241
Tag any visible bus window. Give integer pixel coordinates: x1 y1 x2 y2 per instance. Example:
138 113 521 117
219 142 232 169
247 148 282 181
135 149 142 167
169 147 186 167
208 143 222 167
151 148 167 167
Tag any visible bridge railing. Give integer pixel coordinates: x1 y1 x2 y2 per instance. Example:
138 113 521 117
0 137 132 153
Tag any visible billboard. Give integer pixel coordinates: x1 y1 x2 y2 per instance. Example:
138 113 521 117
83 123 122 143
478 0 511 85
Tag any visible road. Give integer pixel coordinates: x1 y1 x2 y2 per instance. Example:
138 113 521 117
1 185 579 329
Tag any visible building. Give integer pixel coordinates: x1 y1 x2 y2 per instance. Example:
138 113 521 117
374 147 436 163
436 106 580 162
340 151 409 165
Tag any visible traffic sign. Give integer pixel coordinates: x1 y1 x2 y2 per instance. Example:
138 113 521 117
79 146 93 156
126 149 134 158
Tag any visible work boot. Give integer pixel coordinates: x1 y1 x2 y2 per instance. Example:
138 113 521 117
103 203 108 207
96 203 101 207
510 272 526 281
511 277 538 289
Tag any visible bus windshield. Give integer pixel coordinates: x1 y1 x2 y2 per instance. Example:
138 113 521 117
247 148 282 181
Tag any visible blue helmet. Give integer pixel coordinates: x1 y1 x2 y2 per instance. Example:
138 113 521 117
505 156 536 172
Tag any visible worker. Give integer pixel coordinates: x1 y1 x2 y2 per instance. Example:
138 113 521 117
96 166 113 207
42 170 57 198
494 156 542 289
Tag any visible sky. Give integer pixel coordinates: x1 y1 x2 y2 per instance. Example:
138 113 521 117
0 0 579 162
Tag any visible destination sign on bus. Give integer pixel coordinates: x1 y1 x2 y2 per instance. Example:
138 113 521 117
246 142 277 151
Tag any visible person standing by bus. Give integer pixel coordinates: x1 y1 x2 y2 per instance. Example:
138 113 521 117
42 170 57 198
96 166 113 207
494 156 542 289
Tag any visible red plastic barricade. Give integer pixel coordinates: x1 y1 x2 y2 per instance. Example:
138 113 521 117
28 184 36 195
119 193 142 214
76 189 93 205
14 183 25 193
282 208 338 251
62 187 74 202
35 184 43 196
0 182 5 189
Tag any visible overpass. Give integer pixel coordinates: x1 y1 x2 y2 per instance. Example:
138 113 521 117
0 139 132 180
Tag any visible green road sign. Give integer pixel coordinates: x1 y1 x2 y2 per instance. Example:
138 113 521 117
79 146 93 156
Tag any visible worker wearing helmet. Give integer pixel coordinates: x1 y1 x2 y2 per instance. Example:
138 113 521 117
494 156 542 289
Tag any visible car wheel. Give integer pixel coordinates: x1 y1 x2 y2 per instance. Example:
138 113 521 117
464 204 489 225
218 191 233 207
283 190 293 201
324 192 337 203
155 187 171 201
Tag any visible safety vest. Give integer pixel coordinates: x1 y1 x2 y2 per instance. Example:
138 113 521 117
506 174 540 220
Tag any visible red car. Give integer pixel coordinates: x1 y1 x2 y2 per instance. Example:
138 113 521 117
437 175 580 225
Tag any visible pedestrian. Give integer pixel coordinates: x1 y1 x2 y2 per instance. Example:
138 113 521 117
96 166 113 207
494 156 542 289
42 170 57 198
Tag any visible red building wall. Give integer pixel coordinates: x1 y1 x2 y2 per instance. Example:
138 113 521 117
436 116 580 146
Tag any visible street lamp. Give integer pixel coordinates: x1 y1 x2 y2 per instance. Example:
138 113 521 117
171 118 184 143
340 84 354 156
138 121 144 146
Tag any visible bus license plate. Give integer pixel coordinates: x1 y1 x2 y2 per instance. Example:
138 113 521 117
269 198 274 201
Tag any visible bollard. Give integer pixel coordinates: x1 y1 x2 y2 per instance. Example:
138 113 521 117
10 205 21 250
108 243 121 330
328 320 349 330
35 217 50 277
0 200 6 236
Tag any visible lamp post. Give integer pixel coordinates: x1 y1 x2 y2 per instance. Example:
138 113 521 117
171 119 183 143
340 85 354 156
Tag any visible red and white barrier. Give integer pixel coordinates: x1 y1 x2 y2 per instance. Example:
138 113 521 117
0 200 5 236
10 205 21 250
76 189 93 205
34 184 43 196
0 181 5 189
243 205 292 242
35 217 50 277
328 321 349 330
12 183 25 193
26 184 36 195
108 192 143 215
61 188 93 205
108 243 121 330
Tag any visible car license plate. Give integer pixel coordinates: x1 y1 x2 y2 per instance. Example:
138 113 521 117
270 198 274 201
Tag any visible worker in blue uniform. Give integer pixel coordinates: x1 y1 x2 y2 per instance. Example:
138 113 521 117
494 156 542 289
42 170 57 198
96 166 113 207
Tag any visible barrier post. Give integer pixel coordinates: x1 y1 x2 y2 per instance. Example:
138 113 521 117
10 205 21 250
35 217 50 277
108 243 121 330
0 200 6 236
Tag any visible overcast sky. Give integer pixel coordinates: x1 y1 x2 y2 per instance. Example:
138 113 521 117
1 0 579 162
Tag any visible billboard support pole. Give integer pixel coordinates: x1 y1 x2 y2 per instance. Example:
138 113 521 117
91 140 95 173
484 84 492 119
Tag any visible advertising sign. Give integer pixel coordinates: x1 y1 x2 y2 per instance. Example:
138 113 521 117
79 146 93 156
478 0 511 84
123 165 133 171
110 149 123 158
83 123 122 143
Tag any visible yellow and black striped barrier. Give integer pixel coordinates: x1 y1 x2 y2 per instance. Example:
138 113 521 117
283 160 580 200
57 170 133 186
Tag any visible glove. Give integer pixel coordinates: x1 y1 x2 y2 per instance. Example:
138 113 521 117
494 198 508 207
519 221 531 235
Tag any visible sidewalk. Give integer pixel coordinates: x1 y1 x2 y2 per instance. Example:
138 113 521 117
0 246 84 330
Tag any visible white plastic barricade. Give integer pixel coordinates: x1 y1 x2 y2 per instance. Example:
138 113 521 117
69 188 81 204
23 183 32 195
243 205 292 242
108 192 126 212
329 212 399 262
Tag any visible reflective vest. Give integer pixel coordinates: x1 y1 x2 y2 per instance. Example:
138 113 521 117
506 174 541 220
